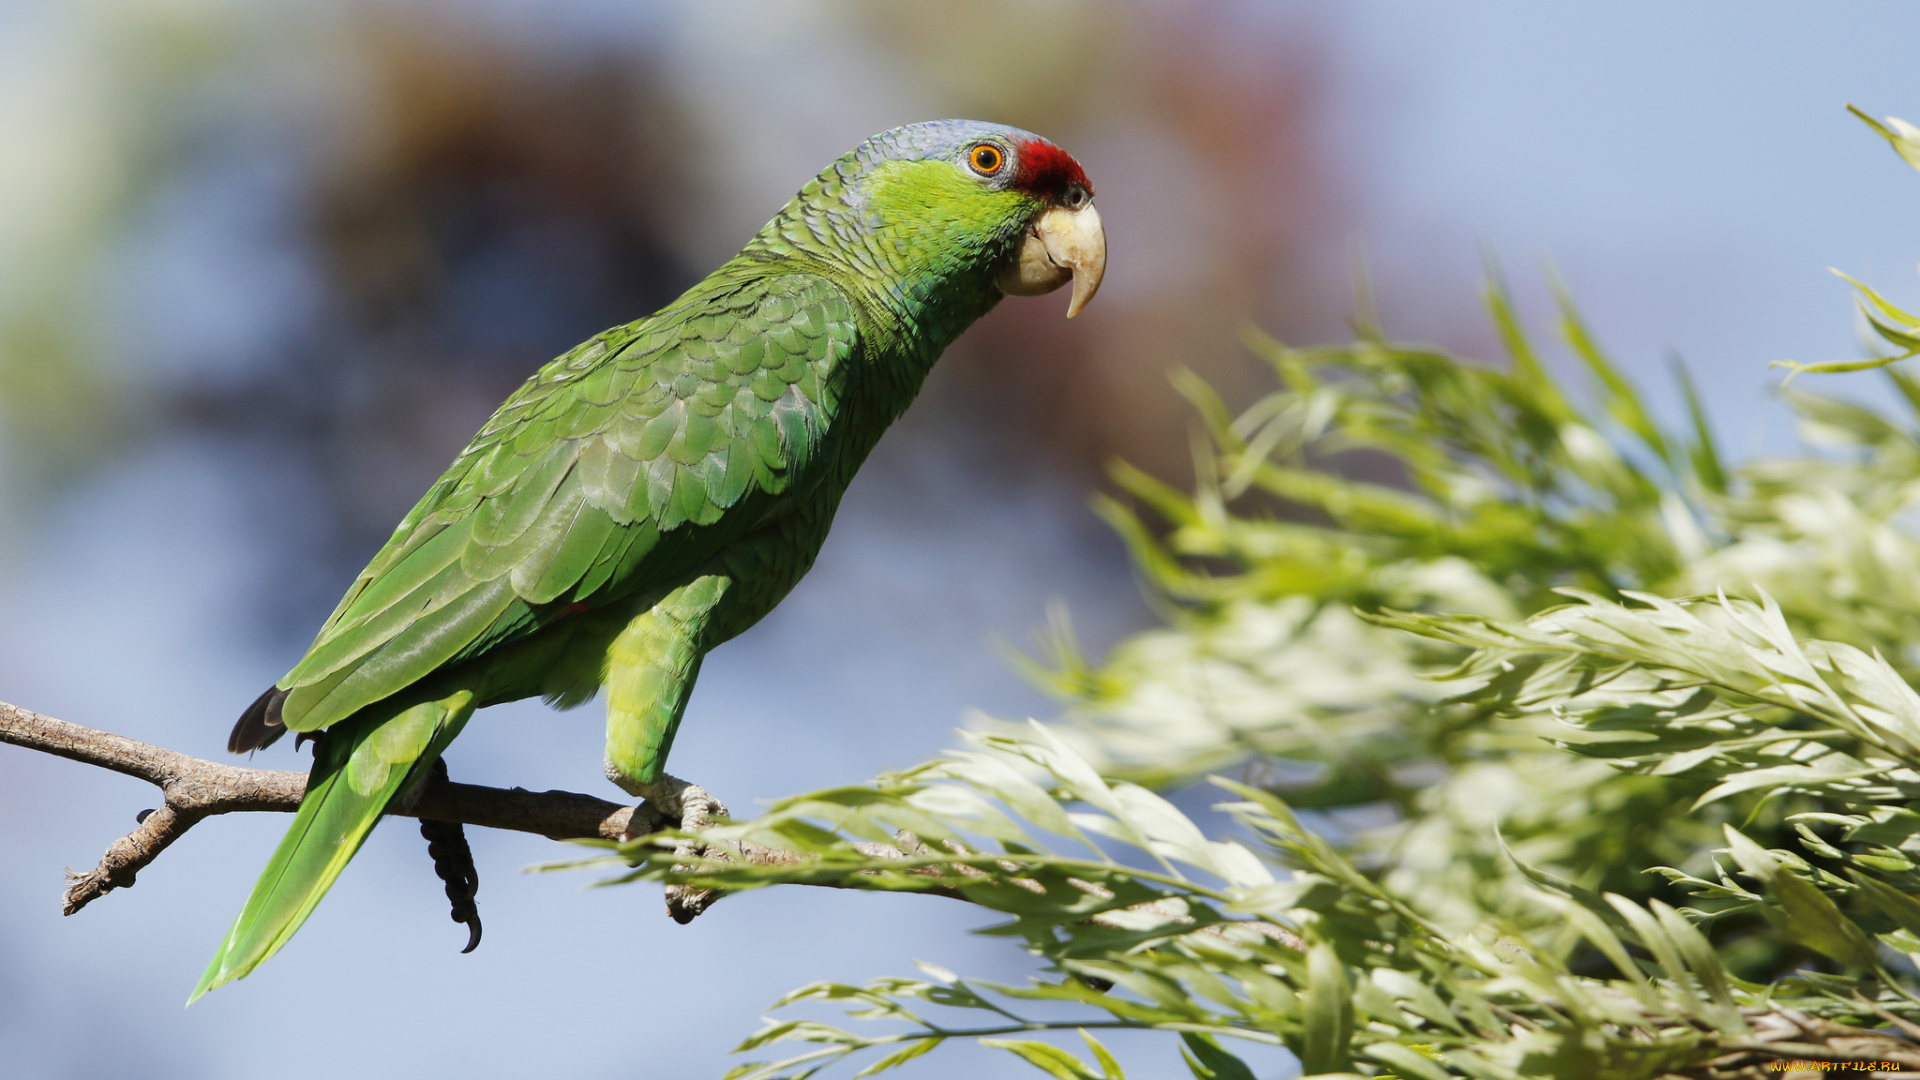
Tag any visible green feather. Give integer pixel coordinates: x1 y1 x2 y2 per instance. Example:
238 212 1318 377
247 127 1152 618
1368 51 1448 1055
517 502 617 604
286 559 467 689
468 444 575 550
191 689 474 1002
636 400 681 459
323 520 469 638
298 577 514 731
644 455 678 525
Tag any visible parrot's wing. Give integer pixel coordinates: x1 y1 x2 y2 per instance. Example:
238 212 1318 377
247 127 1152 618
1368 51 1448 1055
268 271 860 735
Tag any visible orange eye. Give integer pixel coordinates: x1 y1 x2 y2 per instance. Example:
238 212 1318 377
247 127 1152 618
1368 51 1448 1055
968 143 1003 176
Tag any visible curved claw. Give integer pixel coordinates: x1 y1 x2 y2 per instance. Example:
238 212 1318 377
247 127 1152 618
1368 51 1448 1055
458 911 482 954
419 801 482 955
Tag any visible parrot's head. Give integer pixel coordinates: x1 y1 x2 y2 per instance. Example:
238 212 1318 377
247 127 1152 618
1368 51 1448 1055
750 120 1106 324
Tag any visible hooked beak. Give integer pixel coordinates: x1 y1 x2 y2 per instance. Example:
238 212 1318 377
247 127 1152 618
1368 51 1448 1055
995 201 1106 318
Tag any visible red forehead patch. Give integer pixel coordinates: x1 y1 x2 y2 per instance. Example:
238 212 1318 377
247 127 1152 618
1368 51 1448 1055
1010 138 1092 200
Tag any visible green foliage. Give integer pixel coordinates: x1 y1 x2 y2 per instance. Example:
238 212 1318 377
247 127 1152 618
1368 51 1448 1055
575 112 1920 1077
1381 587 1920 981
1772 106 1920 379
577 728 1779 1080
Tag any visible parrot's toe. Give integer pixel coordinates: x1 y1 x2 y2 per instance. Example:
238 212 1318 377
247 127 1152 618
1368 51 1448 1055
605 769 733 921
605 769 729 833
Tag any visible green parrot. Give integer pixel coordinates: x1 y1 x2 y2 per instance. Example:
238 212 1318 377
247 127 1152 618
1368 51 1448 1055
191 119 1105 1000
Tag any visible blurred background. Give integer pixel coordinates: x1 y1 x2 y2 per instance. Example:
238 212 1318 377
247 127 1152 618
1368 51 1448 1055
2 2 1919 1077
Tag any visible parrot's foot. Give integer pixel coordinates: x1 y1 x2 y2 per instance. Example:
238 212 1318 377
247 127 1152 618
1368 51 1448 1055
604 766 731 923
418 758 481 953
605 771 729 835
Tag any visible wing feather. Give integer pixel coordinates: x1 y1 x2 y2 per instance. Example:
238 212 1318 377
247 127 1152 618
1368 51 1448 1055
266 272 858 734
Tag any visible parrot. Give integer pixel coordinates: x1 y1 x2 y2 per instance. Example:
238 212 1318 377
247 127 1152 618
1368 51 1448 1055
190 119 1105 1001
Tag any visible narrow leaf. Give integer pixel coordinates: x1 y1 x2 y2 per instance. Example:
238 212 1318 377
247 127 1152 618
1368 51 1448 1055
1180 1033 1256 1080
1848 869 1920 939
852 1038 942 1078
1081 1031 1125 1080
1299 942 1354 1075
1723 826 1877 967
981 1039 1101 1080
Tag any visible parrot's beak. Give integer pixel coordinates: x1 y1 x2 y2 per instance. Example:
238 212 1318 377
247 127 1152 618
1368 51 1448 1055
996 202 1106 318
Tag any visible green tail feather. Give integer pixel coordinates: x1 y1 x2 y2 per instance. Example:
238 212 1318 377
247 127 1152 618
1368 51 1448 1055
189 689 475 1004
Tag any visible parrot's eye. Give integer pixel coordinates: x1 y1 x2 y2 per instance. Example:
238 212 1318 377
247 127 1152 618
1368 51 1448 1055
967 143 1004 177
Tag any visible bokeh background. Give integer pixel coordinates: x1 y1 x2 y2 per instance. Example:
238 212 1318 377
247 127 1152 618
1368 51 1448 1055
3 3 1919 1078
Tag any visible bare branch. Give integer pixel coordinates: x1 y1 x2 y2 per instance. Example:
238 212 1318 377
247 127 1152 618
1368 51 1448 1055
2 699 985 921
2 699 665 914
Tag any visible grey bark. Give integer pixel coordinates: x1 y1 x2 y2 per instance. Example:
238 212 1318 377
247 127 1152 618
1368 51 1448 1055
0 699 803 916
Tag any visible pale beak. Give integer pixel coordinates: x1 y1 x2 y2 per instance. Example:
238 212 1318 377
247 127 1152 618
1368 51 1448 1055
995 201 1106 318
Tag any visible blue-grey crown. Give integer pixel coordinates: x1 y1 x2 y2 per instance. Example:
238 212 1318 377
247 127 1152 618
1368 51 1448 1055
857 119 1041 167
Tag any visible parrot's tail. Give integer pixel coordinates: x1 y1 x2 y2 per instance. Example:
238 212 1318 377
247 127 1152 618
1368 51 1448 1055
189 688 476 1004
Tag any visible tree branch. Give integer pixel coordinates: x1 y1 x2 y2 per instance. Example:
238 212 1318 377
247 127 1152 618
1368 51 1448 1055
0 699 677 914
2 698 978 922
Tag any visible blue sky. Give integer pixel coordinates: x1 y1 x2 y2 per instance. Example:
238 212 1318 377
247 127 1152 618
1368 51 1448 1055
1327 2 1920 453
